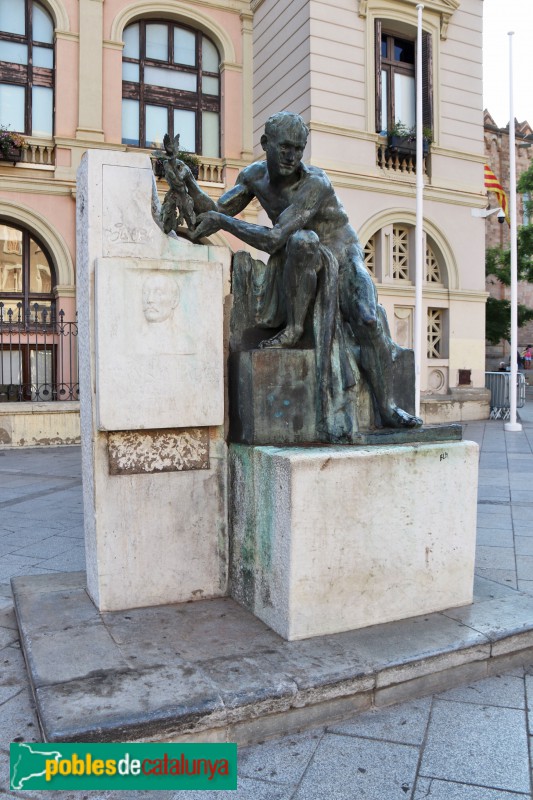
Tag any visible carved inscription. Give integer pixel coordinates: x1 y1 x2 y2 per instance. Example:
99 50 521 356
108 428 209 475
104 223 154 244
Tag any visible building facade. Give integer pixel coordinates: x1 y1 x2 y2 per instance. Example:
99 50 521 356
253 0 489 421
0 0 254 443
0 0 491 441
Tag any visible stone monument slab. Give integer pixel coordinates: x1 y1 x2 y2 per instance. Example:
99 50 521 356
230 440 478 640
95 256 223 430
77 149 230 611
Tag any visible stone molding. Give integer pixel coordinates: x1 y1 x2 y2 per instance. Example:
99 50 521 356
0 198 74 286
109 1 238 64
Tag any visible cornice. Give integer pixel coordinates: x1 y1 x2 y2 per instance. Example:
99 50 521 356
311 163 485 208
359 0 460 39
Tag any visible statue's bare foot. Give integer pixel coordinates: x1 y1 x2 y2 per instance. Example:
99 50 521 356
258 327 302 349
381 405 423 428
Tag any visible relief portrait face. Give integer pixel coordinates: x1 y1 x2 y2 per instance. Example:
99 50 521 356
142 273 180 323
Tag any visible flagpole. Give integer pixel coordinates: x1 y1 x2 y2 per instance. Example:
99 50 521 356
414 3 424 417
504 31 522 432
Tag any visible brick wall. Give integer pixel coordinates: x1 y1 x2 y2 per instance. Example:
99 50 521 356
484 111 533 356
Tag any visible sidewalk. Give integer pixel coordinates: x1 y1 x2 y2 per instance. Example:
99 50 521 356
0 401 532 799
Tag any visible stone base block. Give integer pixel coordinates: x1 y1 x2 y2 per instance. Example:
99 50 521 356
230 440 478 640
229 347 416 445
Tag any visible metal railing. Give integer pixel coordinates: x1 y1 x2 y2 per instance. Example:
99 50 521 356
0 304 78 402
485 371 526 420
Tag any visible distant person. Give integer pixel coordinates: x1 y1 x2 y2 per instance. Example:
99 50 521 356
523 345 532 370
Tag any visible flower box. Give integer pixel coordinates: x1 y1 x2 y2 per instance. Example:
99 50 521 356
0 145 23 165
387 135 429 156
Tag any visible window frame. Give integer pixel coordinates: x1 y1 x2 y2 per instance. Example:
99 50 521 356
0 0 55 136
0 222 56 324
375 19 432 136
122 19 221 155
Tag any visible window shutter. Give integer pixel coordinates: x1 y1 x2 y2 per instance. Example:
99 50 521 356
422 30 433 132
375 19 382 133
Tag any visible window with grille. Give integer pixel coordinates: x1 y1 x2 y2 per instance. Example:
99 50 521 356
427 308 443 358
122 20 220 157
392 225 410 280
425 243 442 283
0 0 54 136
363 236 376 276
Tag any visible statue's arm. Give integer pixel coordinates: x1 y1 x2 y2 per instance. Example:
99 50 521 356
194 173 329 253
184 168 255 216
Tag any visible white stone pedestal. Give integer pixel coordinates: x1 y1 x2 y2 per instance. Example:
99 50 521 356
77 150 230 611
230 441 478 640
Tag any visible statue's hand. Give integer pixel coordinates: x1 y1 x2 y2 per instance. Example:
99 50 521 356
192 211 222 240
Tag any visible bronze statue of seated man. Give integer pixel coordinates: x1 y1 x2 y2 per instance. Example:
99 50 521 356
180 111 422 430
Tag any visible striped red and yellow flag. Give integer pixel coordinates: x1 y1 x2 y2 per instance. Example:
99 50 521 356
484 165 510 224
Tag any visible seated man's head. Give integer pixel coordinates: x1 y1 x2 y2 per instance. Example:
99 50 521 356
261 112 309 179
142 273 179 323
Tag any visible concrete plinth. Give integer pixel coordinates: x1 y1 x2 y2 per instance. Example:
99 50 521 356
230 440 478 640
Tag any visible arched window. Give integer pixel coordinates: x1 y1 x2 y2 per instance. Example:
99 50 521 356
0 222 56 322
122 20 220 157
0 0 54 136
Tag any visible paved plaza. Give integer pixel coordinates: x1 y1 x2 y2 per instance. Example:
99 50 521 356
0 396 532 799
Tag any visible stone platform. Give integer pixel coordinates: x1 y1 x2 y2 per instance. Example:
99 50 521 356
12 570 533 745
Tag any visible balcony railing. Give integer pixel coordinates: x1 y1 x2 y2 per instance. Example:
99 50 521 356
19 137 56 167
0 304 78 402
376 141 428 176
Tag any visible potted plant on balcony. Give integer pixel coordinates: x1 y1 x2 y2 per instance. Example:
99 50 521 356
0 127 27 164
387 122 432 156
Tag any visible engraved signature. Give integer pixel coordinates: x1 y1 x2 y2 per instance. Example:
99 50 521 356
105 223 153 244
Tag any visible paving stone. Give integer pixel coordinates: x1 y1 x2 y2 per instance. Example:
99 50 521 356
0 687 41 746
472 575 519 600
477 487 510 502
517 579 533 594
435 673 525 709
175 777 294 800
21 621 131 688
0 627 17 650
516 555 533 580
328 696 431 745
515 536 533 555
419 699 529 793
292 734 420 800
511 490 533 502
475 546 516 570
476 513 513 530
473 568 517 589
443 593 533 641
0 556 40 583
475 528 514 547
513 506 533 521
10 537 75 560
238 729 323 784
102 597 283 666
522 675 533 733
414 776 530 799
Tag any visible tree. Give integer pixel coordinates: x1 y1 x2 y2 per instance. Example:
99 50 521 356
485 160 533 345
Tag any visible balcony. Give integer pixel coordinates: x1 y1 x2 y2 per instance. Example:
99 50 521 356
376 139 428 176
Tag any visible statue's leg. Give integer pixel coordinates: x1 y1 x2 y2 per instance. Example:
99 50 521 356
259 230 321 349
340 259 422 428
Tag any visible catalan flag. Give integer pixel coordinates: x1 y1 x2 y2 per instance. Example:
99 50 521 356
484 165 510 224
